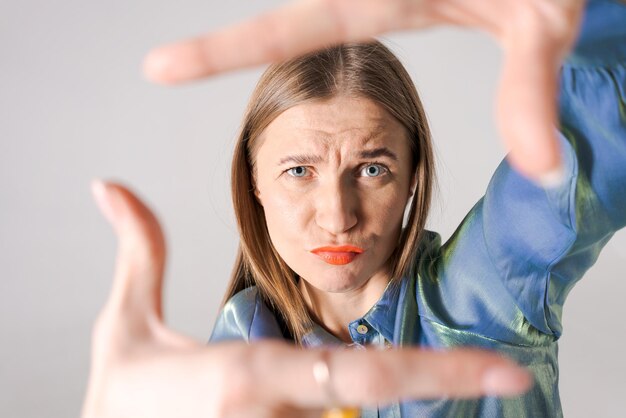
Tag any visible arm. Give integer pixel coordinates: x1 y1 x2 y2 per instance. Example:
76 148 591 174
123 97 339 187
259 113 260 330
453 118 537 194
421 0 626 340
487 0 626 337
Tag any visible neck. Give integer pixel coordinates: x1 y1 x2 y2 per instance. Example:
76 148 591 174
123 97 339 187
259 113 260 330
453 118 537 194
299 271 391 344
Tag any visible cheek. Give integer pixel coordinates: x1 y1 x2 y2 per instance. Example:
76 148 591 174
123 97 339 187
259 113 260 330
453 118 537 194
262 189 311 247
362 186 408 235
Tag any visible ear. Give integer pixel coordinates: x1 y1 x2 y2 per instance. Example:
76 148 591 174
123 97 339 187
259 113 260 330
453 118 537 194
253 185 264 207
250 171 264 206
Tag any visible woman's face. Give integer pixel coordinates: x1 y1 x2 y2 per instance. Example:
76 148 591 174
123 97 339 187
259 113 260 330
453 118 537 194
254 95 414 294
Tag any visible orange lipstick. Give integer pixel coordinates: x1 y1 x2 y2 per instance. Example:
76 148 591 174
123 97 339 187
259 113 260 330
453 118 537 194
310 245 364 265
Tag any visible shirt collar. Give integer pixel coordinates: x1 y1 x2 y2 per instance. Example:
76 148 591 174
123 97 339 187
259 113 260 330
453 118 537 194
301 322 343 347
301 277 405 347
359 278 403 343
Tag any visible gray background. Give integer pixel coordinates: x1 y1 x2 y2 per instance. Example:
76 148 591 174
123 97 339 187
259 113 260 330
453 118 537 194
1 1 625 417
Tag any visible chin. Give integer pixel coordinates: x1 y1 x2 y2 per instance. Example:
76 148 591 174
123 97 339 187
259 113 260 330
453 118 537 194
305 269 368 293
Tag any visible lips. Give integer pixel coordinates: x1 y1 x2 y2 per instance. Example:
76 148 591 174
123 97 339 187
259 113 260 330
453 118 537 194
310 245 364 265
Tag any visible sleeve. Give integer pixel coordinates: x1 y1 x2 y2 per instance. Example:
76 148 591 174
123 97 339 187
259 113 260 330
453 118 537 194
418 0 626 341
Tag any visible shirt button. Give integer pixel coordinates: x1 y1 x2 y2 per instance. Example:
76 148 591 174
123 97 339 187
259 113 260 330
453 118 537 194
356 324 369 335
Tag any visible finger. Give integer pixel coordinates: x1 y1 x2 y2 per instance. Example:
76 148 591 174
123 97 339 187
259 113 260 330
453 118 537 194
496 35 564 185
91 180 166 319
244 343 532 408
143 0 423 84
331 348 532 402
494 0 586 186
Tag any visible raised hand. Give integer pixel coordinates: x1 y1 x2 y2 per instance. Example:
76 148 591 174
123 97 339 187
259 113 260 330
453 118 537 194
143 0 585 183
82 180 531 418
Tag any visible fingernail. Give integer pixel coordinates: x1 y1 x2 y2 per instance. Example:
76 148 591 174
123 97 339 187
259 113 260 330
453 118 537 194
91 179 115 224
483 366 533 397
536 165 566 189
143 49 172 84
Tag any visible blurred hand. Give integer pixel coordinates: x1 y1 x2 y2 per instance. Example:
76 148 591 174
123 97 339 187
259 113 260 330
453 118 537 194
82 180 531 418
144 0 585 183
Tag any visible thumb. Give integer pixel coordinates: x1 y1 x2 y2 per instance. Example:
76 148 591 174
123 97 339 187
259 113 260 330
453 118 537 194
91 180 166 320
496 36 563 186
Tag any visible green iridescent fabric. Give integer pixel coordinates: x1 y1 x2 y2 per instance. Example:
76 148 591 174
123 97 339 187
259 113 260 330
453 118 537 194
211 1 626 416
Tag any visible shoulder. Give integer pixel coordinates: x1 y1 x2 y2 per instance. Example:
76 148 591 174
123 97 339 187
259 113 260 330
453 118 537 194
210 287 260 343
209 286 285 343
414 229 443 268
225 286 261 313
418 230 442 253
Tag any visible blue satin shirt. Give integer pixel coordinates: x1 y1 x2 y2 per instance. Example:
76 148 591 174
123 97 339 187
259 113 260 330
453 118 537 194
211 1 626 416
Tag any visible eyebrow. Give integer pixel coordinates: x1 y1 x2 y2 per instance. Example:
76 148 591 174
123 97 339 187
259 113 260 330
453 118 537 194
277 154 323 166
277 147 399 166
358 147 398 161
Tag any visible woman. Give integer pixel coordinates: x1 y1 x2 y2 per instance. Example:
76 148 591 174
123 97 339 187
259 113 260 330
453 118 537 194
82 0 625 417
209 1 626 417
212 42 433 346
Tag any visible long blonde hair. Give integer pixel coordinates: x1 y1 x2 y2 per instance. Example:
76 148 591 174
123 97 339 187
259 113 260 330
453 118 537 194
225 41 434 343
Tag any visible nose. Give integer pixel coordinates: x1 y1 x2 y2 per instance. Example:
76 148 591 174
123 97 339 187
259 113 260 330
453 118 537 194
314 177 358 235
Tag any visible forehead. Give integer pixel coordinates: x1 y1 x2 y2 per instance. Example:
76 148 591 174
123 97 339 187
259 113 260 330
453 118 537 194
256 96 409 156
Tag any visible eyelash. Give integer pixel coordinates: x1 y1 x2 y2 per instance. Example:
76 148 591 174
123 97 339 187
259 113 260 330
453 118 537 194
284 162 390 179
360 162 389 177
286 166 310 178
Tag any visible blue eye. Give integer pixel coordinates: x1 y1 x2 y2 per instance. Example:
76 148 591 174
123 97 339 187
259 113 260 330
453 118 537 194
361 164 384 177
287 166 308 177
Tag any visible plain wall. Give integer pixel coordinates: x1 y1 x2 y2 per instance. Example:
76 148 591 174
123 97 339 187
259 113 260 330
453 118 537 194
1 1 625 417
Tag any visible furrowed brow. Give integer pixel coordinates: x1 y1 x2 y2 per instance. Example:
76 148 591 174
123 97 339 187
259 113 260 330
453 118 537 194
359 147 398 161
277 154 323 166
